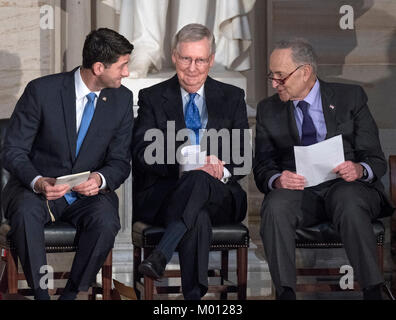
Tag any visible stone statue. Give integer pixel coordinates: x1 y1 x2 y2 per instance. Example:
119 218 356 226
118 0 256 78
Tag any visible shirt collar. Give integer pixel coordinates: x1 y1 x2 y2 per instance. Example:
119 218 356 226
293 79 320 108
180 84 205 101
74 67 101 100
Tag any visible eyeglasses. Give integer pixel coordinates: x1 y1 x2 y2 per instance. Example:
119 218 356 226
267 64 307 85
176 52 211 67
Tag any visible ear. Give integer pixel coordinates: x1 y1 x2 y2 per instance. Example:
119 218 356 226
208 54 215 68
91 62 105 76
171 50 177 65
303 64 313 81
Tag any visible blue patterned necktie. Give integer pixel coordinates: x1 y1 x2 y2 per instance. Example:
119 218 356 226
185 93 201 145
297 100 317 146
64 92 96 205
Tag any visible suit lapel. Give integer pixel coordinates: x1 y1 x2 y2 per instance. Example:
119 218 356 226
61 69 78 163
205 76 225 130
319 80 337 139
163 75 185 131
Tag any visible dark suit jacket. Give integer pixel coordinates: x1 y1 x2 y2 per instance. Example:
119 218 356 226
2 67 133 215
253 79 393 216
132 75 249 224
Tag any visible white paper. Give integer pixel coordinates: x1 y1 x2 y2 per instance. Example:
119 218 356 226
294 135 345 187
55 171 91 188
179 145 206 173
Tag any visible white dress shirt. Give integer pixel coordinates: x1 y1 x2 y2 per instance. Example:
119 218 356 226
180 85 231 183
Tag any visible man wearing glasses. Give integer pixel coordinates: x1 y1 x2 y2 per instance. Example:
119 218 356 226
132 23 249 299
254 39 393 300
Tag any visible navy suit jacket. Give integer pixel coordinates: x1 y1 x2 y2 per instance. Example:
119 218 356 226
253 79 393 217
2 67 133 214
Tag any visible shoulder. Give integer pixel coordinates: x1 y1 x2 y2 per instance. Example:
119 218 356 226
139 76 178 96
27 71 72 91
205 76 245 97
257 93 285 115
319 79 366 98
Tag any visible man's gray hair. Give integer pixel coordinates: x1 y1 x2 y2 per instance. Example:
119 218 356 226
274 39 318 75
172 23 216 55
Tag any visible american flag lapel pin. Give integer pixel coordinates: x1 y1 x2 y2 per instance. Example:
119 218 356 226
102 96 107 102
329 104 335 110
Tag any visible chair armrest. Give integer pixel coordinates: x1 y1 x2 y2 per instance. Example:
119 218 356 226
389 155 396 205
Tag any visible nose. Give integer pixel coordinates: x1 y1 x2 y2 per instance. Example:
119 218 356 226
187 61 197 72
272 79 279 89
122 65 130 78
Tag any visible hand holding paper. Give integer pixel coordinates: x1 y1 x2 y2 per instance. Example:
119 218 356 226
35 177 70 200
294 135 345 187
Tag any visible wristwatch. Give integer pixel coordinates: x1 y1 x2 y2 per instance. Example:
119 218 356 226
361 165 368 180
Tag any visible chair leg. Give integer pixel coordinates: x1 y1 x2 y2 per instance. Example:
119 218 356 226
144 276 154 300
101 250 112 300
237 247 247 300
133 246 142 299
7 250 18 294
377 243 384 274
220 250 229 300
142 249 154 300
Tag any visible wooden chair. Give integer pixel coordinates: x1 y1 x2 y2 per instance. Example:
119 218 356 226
132 221 249 300
0 119 113 300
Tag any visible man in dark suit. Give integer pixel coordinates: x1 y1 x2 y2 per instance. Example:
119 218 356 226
132 23 249 300
1 28 134 300
254 39 393 300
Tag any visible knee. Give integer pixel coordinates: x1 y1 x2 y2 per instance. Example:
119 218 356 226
8 199 47 228
260 189 297 223
84 209 120 237
326 183 372 225
182 170 211 186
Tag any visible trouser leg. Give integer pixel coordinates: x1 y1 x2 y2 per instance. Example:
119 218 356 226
6 189 50 290
158 170 239 299
61 194 120 291
324 181 384 289
260 188 323 295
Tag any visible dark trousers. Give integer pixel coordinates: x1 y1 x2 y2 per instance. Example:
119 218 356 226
158 170 246 299
260 179 384 295
5 187 120 292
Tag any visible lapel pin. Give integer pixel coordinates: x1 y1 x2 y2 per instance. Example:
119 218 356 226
102 97 107 102
329 104 335 110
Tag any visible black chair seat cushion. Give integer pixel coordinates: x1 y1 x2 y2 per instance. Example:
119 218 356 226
296 220 384 248
0 221 77 252
132 221 249 249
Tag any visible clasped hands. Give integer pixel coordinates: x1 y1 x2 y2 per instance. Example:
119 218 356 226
195 155 225 180
34 172 102 200
274 161 364 190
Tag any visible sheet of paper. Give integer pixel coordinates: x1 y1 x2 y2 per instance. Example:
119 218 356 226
179 145 206 173
294 135 345 187
55 171 91 188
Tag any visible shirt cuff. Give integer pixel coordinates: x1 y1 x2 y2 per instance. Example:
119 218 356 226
360 162 374 182
31 175 43 193
96 172 107 190
221 167 232 184
268 173 282 190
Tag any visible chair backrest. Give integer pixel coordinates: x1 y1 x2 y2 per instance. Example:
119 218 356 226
0 118 10 223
